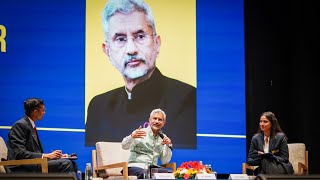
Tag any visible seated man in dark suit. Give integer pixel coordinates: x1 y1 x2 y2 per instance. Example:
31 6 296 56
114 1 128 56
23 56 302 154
6 98 77 174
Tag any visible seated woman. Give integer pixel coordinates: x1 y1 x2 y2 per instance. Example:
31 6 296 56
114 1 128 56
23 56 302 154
247 111 294 175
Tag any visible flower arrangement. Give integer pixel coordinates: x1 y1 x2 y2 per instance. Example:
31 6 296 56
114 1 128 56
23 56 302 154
174 161 213 179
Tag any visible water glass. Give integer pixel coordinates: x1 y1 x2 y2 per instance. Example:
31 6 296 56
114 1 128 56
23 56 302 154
151 168 158 179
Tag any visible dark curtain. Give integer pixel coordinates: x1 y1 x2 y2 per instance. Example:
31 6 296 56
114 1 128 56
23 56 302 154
245 0 320 174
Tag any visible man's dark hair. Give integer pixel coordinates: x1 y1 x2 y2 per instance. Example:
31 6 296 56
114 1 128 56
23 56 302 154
24 98 44 116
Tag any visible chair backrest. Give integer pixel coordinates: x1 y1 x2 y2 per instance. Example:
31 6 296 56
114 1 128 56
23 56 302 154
96 142 130 176
0 137 8 173
288 143 307 174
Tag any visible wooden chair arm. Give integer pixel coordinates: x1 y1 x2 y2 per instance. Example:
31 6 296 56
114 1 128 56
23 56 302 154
298 162 308 175
242 163 258 174
0 158 48 173
94 162 128 180
161 162 176 171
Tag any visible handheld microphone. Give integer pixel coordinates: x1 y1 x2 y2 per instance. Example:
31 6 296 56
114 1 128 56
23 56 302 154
158 130 172 150
158 130 165 139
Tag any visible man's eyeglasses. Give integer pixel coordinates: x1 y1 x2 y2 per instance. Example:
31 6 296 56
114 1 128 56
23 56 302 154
108 33 155 48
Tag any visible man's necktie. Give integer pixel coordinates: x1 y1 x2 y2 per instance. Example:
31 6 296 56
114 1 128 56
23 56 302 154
34 127 37 136
34 127 39 143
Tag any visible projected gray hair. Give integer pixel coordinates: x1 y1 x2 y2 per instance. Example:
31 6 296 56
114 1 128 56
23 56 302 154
102 0 156 40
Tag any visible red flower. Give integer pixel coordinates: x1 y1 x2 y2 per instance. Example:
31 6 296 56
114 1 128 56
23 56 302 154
183 173 190 179
174 161 212 179
178 161 206 171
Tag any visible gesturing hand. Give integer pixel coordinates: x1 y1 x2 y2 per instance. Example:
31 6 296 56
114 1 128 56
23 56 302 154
131 126 147 139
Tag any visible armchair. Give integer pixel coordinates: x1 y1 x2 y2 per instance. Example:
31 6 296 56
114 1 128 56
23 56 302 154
287 143 308 175
0 136 48 173
92 142 176 180
242 143 308 175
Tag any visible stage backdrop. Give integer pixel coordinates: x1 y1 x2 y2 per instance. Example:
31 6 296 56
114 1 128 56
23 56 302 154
0 0 245 173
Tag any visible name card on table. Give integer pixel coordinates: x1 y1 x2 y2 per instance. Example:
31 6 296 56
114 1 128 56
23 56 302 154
195 174 216 179
153 173 175 179
228 174 249 180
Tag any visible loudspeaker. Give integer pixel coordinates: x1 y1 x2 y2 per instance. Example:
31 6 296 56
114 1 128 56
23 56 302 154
255 174 320 180
0 173 77 180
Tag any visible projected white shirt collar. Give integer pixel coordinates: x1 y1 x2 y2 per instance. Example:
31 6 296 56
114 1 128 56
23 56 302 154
124 86 132 100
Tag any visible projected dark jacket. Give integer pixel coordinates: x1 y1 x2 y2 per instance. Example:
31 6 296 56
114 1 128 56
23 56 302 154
85 68 196 149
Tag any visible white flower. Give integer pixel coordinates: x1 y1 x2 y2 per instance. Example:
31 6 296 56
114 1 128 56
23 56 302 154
180 168 188 174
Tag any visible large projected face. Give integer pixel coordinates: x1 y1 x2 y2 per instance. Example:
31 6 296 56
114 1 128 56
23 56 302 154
103 10 161 79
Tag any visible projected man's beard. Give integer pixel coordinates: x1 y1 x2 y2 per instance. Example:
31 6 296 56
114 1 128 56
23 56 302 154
123 55 149 79
111 54 154 79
